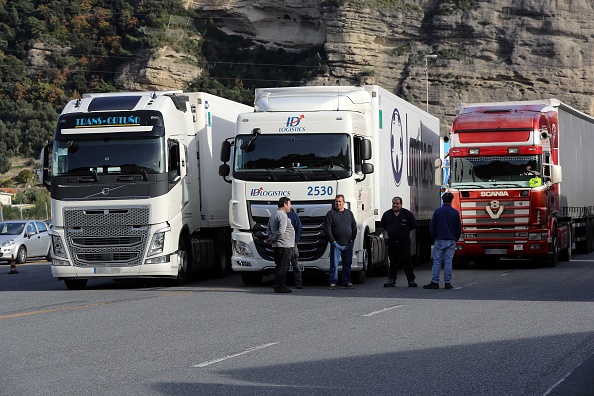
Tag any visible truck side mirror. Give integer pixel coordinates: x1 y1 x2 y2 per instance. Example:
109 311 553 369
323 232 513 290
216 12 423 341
550 164 562 183
219 164 230 177
360 139 372 160
361 163 374 174
435 168 443 186
220 140 231 162
39 143 52 191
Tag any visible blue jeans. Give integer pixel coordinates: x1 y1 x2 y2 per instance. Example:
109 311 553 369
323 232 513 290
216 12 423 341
329 241 353 285
432 240 456 283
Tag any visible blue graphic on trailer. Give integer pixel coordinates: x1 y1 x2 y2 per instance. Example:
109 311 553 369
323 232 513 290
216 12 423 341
390 108 404 186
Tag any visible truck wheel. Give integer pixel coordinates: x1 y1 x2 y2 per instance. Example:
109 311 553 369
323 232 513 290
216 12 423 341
241 272 263 285
544 236 558 267
351 267 366 284
173 239 189 286
213 230 231 278
559 232 572 262
64 279 88 290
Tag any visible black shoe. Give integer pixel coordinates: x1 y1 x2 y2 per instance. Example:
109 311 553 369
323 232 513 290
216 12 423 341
423 282 439 289
408 281 418 288
444 283 453 289
330 283 337 290
343 283 355 289
383 279 396 287
274 287 292 293
296 285 303 289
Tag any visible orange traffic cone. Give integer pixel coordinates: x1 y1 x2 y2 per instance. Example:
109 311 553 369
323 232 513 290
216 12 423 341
8 254 19 274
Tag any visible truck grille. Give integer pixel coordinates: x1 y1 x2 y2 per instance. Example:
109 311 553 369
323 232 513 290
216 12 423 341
250 202 330 262
63 207 150 267
460 199 530 244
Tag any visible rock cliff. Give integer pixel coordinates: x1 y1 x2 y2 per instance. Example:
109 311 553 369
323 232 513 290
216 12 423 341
128 0 594 134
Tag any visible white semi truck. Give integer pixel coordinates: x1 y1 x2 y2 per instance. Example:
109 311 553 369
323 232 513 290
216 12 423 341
219 85 440 285
39 91 252 289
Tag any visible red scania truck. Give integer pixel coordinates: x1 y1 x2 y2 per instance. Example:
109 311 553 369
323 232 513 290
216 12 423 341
435 99 594 267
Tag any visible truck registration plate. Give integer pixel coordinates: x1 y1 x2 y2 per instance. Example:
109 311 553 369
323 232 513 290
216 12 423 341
93 267 121 274
484 249 506 255
513 245 523 251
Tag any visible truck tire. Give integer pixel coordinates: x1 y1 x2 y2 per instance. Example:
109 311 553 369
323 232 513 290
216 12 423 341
173 239 189 286
64 279 88 290
559 232 572 262
544 235 558 267
213 230 231 278
351 268 366 284
241 272 263 285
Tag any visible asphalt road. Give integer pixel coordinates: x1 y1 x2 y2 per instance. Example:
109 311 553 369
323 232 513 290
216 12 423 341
1 255 593 396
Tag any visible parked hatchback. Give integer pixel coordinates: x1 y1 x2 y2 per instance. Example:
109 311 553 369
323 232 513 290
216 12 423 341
0 220 52 263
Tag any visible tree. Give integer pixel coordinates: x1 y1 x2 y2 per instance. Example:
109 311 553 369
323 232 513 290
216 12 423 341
17 169 34 184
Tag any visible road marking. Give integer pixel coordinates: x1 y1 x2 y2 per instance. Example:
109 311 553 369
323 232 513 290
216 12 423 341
543 350 594 395
0 291 194 319
193 342 279 368
362 305 402 317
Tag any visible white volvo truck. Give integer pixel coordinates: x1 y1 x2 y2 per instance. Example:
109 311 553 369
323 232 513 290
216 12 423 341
219 85 440 285
40 91 252 289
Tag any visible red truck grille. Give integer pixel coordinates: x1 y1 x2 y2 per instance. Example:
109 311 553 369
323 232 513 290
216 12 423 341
460 199 530 243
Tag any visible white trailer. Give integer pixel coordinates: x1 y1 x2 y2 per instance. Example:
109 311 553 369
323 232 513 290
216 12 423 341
40 91 252 289
219 85 440 285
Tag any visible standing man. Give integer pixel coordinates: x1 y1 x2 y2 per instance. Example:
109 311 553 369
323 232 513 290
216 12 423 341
381 196 418 287
324 194 357 289
266 196 295 293
424 192 461 290
287 208 303 289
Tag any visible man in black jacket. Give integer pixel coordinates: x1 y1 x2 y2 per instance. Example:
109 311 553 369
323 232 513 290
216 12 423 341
324 194 357 289
381 196 418 288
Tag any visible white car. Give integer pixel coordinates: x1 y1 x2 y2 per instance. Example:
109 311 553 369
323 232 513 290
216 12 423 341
0 220 52 263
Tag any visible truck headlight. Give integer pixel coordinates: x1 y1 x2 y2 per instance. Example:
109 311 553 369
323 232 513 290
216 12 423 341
528 232 547 241
147 228 168 257
233 240 253 257
51 234 67 258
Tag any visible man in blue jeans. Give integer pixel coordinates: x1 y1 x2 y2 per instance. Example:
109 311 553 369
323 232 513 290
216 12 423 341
424 192 461 289
324 194 357 289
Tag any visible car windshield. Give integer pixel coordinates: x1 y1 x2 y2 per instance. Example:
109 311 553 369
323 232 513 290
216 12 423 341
0 223 25 235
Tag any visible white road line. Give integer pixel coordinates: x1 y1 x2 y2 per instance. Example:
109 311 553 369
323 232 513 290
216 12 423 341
362 305 402 317
543 350 594 395
193 342 278 368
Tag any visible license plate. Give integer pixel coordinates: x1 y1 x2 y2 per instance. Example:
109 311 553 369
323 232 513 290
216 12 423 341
93 267 121 274
513 245 523 251
485 249 506 255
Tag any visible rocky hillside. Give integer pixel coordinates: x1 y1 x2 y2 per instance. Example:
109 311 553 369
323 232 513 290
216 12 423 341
127 0 594 135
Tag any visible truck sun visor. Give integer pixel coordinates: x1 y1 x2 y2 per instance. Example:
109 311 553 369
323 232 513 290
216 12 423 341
88 96 142 111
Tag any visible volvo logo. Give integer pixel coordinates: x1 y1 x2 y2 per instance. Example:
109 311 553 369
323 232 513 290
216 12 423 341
486 200 504 219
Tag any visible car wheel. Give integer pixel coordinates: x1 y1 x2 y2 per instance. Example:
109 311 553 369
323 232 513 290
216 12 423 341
46 247 52 262
16 246 27 264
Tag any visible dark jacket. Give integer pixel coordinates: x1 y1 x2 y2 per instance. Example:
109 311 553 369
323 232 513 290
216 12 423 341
430 203 462 241
287 209 302 243
324 208 357 246
380 208 417 248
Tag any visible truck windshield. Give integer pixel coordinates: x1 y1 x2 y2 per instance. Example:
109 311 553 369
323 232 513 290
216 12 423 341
52 136 165 177
450 155 543 188
233 134 351 181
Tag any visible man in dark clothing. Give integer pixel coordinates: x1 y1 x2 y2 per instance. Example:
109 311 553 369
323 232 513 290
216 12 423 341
324 194 357 289
424 192 462 290
287 208 303 289
381 196 418 288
